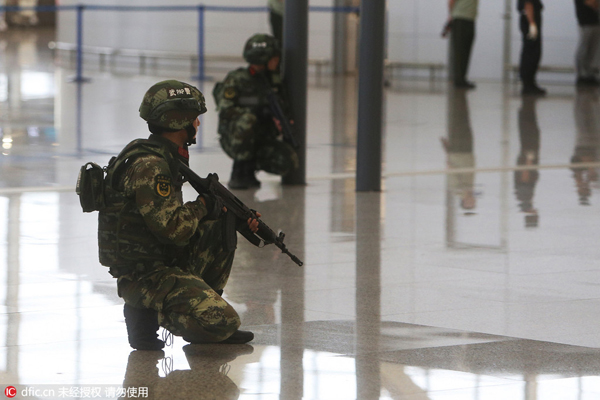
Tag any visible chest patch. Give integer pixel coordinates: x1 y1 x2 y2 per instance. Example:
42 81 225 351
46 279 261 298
155 175 172 197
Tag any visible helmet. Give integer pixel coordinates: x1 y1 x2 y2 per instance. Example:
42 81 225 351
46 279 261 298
243 33 281 65
139 80 207 131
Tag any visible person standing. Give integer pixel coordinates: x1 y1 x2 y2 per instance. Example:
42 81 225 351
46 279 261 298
447 0 479 89
518 0 546 96
574 0 600 86
268 0 284 44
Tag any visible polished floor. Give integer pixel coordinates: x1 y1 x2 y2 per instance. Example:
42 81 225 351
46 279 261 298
1 27 600 400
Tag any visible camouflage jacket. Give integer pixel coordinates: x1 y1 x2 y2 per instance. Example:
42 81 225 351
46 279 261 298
214 67 289 139
98 135 209 273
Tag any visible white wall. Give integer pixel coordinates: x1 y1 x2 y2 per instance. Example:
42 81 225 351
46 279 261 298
57 0 582 81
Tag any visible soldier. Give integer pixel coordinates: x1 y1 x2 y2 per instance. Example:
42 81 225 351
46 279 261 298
99 80 257 350
214 33 299 189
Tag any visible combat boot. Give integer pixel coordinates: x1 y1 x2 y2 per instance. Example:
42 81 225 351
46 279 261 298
221 329 254 344
183 329 254 345
123 304 165 351
228 160 260 189
244 160 261 188
228 160 250 189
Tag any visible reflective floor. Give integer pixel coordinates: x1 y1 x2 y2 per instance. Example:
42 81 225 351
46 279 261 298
1 28 600 400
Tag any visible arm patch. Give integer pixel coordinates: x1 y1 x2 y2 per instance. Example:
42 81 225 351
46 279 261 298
223 87 237 99
155 174 172 197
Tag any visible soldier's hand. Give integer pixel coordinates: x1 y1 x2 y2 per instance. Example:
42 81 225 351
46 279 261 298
199 195 225 220
247 212 261 233
272 117 283 133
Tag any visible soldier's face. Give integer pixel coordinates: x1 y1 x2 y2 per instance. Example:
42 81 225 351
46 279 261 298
192 117 200 139
267 56 280 72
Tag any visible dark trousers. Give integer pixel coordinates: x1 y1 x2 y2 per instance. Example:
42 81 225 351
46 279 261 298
447 89 473 153
519 15 543 87
269 10 283 44
450 18 475 85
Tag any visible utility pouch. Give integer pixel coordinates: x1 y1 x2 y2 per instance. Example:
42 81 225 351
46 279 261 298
76 162 106 212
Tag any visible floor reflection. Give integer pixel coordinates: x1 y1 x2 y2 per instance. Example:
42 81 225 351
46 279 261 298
0 27 56 188
121 345 253 400
571 86 600 206
0 25 600 400
515 95 541 228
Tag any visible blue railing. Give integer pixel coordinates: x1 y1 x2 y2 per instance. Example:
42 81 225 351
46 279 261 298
0 4 360 82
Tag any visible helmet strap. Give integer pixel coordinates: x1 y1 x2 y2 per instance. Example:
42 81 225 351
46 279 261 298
185 124 197 146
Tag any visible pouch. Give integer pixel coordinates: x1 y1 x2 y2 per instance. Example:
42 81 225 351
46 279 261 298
76 162 106 212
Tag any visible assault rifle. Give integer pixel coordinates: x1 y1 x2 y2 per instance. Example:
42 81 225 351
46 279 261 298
179 161 303 267
258 73 300 150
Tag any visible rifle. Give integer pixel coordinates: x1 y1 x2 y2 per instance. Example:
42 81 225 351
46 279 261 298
179 161 303 267
259 73 300 150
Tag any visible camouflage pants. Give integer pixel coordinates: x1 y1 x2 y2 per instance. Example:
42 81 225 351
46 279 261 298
219 117 298 176
117 218 240 343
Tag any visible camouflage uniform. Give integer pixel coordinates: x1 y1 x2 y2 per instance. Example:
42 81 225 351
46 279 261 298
99 80 242 344
215 67 298 176
214 33 298 189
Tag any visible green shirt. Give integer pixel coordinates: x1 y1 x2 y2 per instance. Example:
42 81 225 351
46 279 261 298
268 0 284 15
451 0 478 21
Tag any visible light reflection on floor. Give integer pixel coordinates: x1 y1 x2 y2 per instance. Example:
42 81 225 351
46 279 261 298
0 27 600 399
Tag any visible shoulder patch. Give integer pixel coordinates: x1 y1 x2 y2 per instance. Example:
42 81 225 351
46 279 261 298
155 174 172 197
223 87 237 99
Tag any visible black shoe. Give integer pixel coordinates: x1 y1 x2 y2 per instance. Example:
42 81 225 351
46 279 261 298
123 304 165 351
521 85 547 96
221 330 254 344
184 329 254 345
454 80 476 89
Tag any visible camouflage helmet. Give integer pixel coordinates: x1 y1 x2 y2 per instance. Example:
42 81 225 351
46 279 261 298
243 33 281 65
139 80 207 130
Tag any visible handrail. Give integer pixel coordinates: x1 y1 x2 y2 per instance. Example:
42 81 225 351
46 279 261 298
0 5 359 13
1 3 359 83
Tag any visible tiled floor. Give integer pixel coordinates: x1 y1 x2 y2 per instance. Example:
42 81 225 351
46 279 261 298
1 27 600 399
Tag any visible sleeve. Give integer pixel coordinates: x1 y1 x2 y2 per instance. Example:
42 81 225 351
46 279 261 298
217 73 259 139
218 73 254 116
126 155 209 246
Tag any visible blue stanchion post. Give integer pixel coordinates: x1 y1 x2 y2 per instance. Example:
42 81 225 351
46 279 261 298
70 4 91 83
196 5 206 81
76 82 83 154
75 5 84 81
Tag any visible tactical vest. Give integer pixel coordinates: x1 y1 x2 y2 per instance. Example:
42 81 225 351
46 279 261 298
98 138 182 271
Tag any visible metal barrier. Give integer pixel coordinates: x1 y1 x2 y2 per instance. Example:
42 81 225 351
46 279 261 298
0 4 360 82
